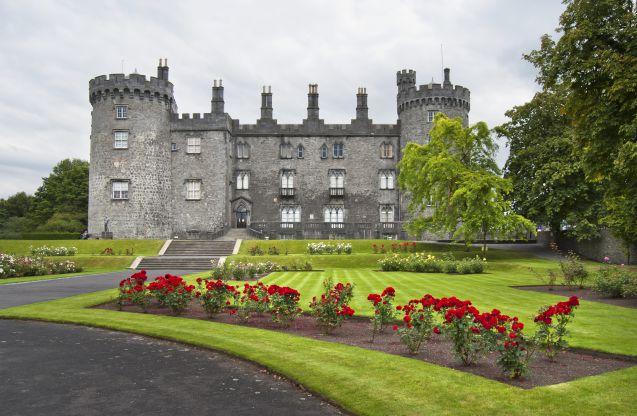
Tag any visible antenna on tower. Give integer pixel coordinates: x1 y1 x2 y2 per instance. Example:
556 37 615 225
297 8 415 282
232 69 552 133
440 44 444 81
121 59 124 73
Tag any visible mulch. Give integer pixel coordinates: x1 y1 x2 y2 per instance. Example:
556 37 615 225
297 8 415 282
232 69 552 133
95 300 636 389
512 285 637 309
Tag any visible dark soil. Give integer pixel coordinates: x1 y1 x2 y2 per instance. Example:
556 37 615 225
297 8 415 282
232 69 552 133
513 285 637 309
96 301 636 389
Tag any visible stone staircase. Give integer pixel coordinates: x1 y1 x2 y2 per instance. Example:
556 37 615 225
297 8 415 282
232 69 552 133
135 240 237 270
216 228 251 241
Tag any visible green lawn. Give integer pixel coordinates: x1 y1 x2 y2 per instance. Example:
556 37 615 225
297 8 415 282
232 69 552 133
0 239 164 256
1 244 635 415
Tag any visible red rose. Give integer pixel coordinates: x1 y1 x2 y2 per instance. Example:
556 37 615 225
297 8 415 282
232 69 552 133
403 315 411 323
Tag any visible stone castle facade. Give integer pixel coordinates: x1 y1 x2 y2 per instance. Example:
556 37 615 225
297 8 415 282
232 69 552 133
88 60 470 239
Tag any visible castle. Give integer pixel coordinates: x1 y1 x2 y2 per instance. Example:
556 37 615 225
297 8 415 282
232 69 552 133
88 60 470 239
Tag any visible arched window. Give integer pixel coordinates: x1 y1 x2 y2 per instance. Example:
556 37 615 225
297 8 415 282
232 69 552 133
281 170 294 189
236 142 250 159
323 206 344 223
379 170 395 190
329 170 345 188
281 206 301 223
320 144 328 159
380 142 394 159
236 171 249 190
297 144 305 159
333 142 344 158
380 205 395 222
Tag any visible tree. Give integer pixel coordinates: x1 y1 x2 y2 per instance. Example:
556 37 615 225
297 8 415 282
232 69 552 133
398 113 535 252
30 159 89 230
496 89 602 241
524 0 637 259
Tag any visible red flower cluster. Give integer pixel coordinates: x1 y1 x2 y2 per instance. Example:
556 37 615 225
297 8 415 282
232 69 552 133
534 296 579 325
118 269 148 291
337 305 355 317
147 274 195 295
267 284 301 300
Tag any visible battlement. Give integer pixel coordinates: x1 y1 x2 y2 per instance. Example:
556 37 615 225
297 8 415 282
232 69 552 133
89 72 174 105
230 121 399 136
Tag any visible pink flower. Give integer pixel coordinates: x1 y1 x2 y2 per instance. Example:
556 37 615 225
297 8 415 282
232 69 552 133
603 256 610 263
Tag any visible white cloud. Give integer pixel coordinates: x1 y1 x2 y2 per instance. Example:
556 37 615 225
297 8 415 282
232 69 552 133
0 0 566 197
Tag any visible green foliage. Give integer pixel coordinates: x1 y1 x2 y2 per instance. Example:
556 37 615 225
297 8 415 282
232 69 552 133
593 263 637 298
497 89 602 240
398 114 535 251
559 251 588 288
524 0 637 256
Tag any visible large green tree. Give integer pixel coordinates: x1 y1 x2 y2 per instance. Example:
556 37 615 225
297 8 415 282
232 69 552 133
398 114 535 252
525 0 637 258
496 89 602 241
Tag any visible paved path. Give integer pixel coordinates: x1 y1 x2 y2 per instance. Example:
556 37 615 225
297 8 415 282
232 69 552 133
0 320 342 416
0 272 344 415
0 269 192 309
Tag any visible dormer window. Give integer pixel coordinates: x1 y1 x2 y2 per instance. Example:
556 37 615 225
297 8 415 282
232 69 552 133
380 142 394 159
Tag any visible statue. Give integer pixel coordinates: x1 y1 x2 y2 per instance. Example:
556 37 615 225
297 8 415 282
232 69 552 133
104 216 110 232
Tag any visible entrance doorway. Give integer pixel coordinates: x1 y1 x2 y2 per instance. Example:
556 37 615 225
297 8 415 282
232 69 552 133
236 206 248 228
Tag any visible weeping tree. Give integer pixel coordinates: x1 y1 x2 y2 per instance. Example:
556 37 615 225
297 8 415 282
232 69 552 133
398 113 535 252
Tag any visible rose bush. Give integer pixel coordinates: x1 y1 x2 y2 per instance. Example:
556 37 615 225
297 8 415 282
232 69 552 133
267 284 302 326
533 296 580 361
195 278 238 318
147 274 196 315
117 270 150 311
309 278 355 334
367 286 396 341
393 294 437 354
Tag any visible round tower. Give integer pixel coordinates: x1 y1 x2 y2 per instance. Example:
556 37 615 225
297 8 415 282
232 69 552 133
396 67 470 146
88 59 175 239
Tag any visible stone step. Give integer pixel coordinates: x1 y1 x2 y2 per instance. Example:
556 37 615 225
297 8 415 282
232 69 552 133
162 240 236 257
136 256 217 270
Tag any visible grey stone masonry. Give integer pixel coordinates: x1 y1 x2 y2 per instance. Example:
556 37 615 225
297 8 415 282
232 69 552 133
88 61 470 239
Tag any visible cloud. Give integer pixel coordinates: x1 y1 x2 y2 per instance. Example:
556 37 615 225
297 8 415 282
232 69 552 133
0 0 566 198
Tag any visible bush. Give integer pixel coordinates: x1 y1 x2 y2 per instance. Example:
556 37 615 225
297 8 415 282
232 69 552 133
309 278 355 334
307 242 352 255
117 270 151 311
0 252 81 278
378 253 486 274
560 251 588 288
267 284 302 326
267 246 279 255
195 278 238 317
593 263 637 298
249 245 264 256
30 245 78 256
368 287 396 342
533 296 580 361
147 274 195 315
393 295 436 354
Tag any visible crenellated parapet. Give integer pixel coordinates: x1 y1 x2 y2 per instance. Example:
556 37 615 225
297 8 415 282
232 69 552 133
396 68 470 115
230 121 399 137
89 73 174 106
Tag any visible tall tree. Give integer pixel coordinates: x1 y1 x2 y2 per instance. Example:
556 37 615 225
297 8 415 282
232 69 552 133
525 0 637 259
30 159 89 228
496 89 602 241
399 114 535 252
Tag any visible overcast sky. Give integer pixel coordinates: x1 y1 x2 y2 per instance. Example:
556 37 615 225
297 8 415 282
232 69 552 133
0 0 566 199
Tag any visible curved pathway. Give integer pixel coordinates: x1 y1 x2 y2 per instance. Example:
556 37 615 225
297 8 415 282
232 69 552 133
0 271 344 415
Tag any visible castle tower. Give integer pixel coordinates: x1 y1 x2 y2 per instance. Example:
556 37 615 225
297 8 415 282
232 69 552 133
396 68 470 146
87 58 175 238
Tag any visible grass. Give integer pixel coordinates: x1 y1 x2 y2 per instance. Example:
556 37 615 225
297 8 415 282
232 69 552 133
1 242 636 414
0 239 164 256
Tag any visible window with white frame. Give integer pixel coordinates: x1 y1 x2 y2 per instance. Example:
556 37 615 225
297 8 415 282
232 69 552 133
297 144 305 159
427 110 439 122
111 181 129 200
323 206 344 223
115 105 128 119
113 131 128 149
281 206 301 223
236 141 250 159
280 142 293 159
187 137 201 154
329 170 345 189
236 171 249 190
380 205 395 222
379 170 395 190
186 180 201 200
380 142 394 159
320 144 328 159
333 142 344 158
281 170 294 189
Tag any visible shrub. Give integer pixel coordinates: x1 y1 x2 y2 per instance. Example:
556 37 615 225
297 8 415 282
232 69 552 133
234 281 271 320
30 245 78 256
147 274 195 315
267 246 279 255
393 294 437 354
117 270 151 311
195 278 238 317
533 296 580 361
101 247 114 256
560 251 588 288
309 278 355 334
367 286 396 342
307 242 352 255
0 252 81 279
267 284 302 326
378 253 486 274
249 245 264 256
593 262 637 298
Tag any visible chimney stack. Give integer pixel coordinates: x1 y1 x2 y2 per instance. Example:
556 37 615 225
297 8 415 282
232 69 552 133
356 87 368 120
157 58 169 81
443 68 451 86
260 85 273 119
211 79 224 114
307 84 319 120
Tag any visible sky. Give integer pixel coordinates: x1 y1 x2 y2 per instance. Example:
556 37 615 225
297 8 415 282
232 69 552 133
0 0 567 199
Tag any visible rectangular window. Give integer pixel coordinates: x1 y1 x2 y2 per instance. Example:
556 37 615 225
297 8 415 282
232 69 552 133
427 110 439 123
112 181 129 200
237 142 250 159
380 170 395 190
171 143 177 151
187 137 201 154
186 180 201 200
380 205 395 222
115 105 128 119
324 207 344 223
329 170 345 188
114 131 128 149
333 143 344 158
281 206 301 223
281 171 294 189
236 171 249 190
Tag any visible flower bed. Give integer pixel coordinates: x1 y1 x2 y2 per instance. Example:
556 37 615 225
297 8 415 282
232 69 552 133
378 253 486 274
0 252 82 278
30 245 78 256
307 242 352 255
372 242 417 254
210 260 313 281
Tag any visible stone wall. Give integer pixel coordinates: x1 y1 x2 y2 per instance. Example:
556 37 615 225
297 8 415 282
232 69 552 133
557 228 637 265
